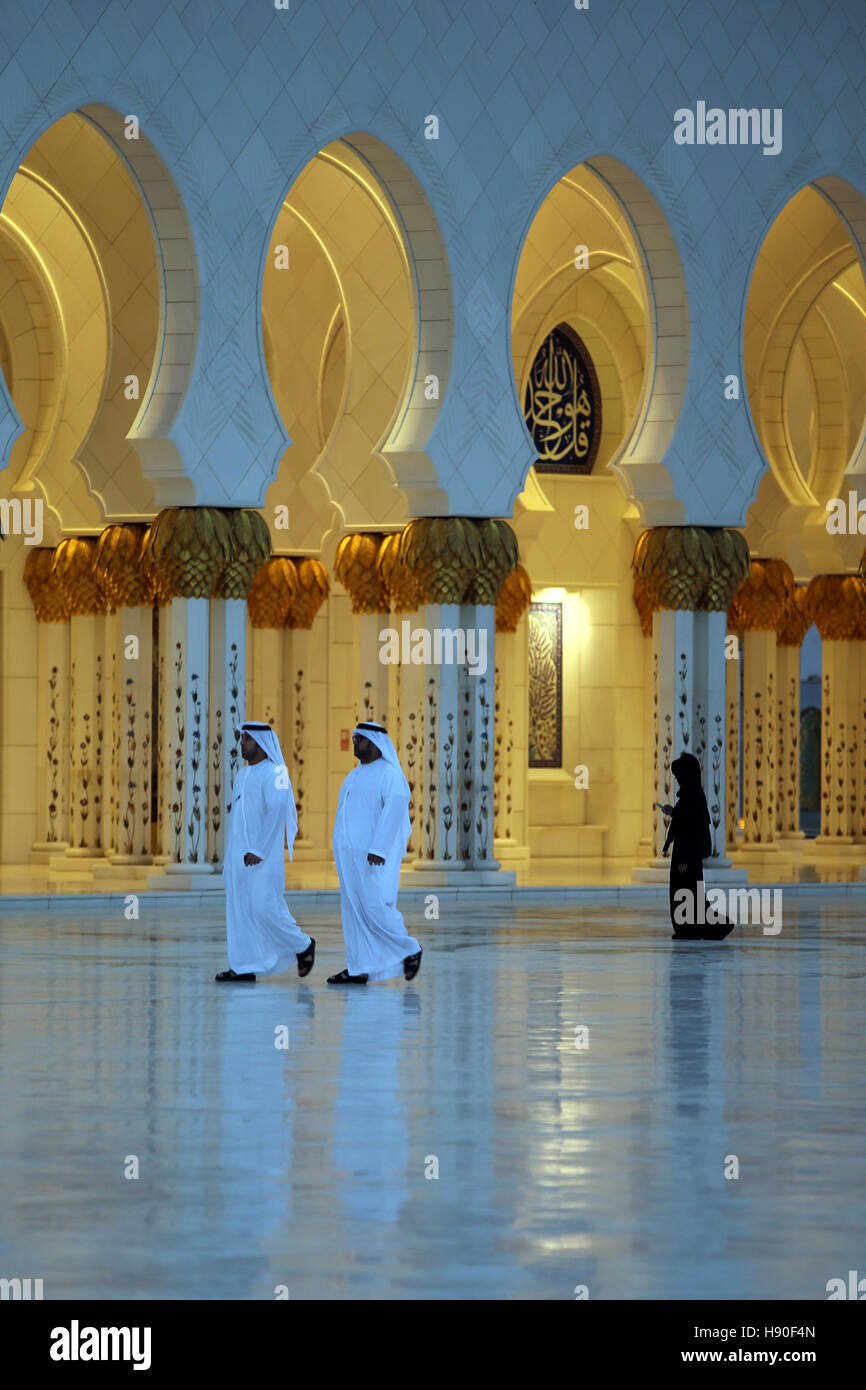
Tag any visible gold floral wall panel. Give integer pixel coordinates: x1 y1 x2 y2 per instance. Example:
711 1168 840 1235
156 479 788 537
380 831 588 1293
528 602 562 768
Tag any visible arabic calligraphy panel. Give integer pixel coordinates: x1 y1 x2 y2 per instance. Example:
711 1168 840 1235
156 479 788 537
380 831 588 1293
528 602 562 768
523 323 602 474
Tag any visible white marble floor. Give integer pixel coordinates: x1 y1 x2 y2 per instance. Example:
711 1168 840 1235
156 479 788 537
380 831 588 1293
0 898 863 1299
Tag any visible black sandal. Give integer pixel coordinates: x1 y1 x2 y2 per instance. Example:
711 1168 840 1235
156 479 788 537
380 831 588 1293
215 969 256 982
327 968 368 985
297 938 316 978
403 949 422 981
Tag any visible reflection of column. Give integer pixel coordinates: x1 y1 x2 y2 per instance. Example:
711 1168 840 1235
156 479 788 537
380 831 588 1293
51 539 108 860
806 575 866 852
494 567 531 860
631 526 750 881
23 548 71 858
776 587 809 848
728 559 794 858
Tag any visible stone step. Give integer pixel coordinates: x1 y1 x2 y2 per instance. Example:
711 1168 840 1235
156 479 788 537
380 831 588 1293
529 824 606 857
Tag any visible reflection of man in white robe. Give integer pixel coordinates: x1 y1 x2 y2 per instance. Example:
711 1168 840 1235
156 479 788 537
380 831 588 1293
216 723 315 984
329 723 422 985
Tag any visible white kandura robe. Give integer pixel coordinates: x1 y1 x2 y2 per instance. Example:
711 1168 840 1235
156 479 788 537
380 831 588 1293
222 759 310 975
333 759 421 982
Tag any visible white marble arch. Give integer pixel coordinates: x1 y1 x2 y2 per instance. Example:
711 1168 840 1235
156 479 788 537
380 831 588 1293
744 177 866 573
0 103 200 517
78 103 199 509
259 130 455 531
509 154 690 527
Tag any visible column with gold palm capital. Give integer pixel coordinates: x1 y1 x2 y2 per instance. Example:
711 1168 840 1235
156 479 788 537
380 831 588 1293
23 547 71 860
141 507 233 883
775 586 810 850
494 565 532 862
207 510 271 865
51 538 108 861
728 558 795 856
631 526 750 880
392 517 518 884
92 524 155 873
334 532 390 727
806 574 866 850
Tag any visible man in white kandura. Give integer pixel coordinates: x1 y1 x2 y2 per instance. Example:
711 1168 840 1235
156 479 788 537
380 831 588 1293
215 722 315 984
329 723 423 985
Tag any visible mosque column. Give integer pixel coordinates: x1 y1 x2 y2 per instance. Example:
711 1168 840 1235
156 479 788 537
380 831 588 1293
633 575 655 858
249 555 329 858
23 548 71 860
207 511 270 865
90 525 156 874
334 533 390 727
806 575 866 852
378 535 425 858
50 539 108 861
775 587 810 850
139 508 232 886
493 567 532 860
630 526 750 882
387 518 519 885
725 618 742 850
728 560 795 859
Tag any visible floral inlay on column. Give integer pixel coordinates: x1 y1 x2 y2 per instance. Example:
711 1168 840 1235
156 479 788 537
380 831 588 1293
47 665 60 843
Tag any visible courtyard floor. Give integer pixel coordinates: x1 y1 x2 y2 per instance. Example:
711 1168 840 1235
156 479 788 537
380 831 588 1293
0 897 863 1300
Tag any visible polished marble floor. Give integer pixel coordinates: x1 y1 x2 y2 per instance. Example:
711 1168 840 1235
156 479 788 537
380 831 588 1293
0 898 863 1300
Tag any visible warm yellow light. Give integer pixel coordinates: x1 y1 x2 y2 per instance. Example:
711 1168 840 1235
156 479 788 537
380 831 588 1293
536 586 566 601
738 818 745 829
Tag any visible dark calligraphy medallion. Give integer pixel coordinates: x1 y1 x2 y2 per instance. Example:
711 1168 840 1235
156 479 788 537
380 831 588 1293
523 323 602 474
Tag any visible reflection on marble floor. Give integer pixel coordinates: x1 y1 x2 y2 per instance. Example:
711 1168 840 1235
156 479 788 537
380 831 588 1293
2 851 866 898
0 898 863 1300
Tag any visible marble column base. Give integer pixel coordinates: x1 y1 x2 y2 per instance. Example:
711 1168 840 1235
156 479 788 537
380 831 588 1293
813 837 864 857
50 853 102 872
30 841 68 864
92 857 153 880
146 864 224 892
493 837 531 861
776 832 806 852
409 861 515 887
631 863 749 885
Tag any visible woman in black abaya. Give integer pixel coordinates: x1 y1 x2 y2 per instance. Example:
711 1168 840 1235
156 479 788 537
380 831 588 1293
659 752 732 941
